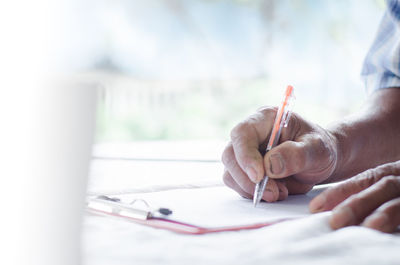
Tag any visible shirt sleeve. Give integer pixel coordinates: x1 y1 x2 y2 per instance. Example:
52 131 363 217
361 0 400 93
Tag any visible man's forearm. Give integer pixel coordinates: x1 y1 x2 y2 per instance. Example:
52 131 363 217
326 87 400 183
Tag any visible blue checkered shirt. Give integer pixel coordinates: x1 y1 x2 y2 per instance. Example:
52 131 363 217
362 0 400 92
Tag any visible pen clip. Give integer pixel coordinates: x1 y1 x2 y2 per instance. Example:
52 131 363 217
282 90 295 127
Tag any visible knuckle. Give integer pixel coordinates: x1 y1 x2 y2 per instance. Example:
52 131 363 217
380 175 397 186
382 161 400 176
378 176 400 191
247 112 263 123
300 134 331 166
357 176 374 191
310 136 326 156
336 180 355 195
309 134 331 156
311 133 325 146
257 106 277 117
230 122 249 141
357 162 400 186
231 114 263 143
353 168 382 189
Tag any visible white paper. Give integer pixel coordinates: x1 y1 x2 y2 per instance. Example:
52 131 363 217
115 185 326 227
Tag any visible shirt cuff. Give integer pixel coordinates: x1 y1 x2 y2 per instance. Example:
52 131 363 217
364 71 400 94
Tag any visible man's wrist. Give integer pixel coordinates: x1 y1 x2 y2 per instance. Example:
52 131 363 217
323 125 349 183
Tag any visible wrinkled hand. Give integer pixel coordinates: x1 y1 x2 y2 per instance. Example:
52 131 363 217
310 160 400 233
221 107 338 202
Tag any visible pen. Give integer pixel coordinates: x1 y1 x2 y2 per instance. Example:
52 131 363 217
253 85 295 207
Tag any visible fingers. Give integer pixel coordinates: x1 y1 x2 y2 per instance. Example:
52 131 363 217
363 198 400 233
221 143 257 195
276 180 289 201
229 108 277 183
261 179 280 202
309 176 374 213
329 176 400 230
223 170 252 199
223 169 287 202
222 138 288 202
309 162 400 233
309 162 400 213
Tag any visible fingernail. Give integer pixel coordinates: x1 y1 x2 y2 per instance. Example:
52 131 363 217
330 206 355 229
309 195 326 213
270 154 284 175
246 166 258 183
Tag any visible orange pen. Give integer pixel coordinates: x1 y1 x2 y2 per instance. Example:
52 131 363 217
253 85 295 207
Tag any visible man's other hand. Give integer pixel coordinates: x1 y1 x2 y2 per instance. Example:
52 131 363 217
310 160 400 233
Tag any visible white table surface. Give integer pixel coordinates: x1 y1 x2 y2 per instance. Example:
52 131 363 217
83 142 400 265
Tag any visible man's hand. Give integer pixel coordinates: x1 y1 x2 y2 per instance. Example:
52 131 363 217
221 107 339 202
309 160 400 233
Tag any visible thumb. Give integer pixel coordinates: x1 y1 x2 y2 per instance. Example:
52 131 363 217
264 135 336 183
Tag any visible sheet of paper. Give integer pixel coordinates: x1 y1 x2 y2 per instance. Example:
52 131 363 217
116 185 326 227
88 159 224 195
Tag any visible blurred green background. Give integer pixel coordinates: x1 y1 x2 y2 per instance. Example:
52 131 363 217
63 0 384 142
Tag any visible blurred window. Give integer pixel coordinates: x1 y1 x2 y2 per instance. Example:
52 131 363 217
63 0 385 142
